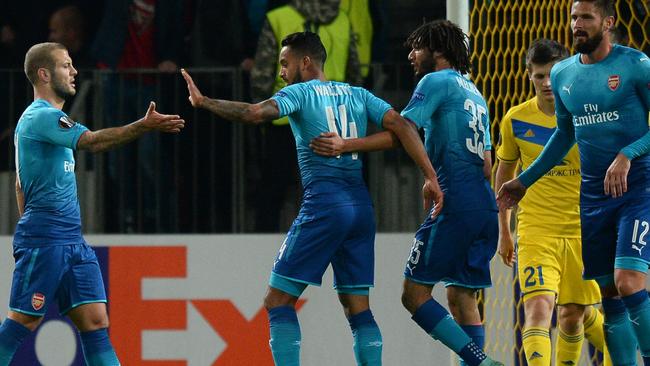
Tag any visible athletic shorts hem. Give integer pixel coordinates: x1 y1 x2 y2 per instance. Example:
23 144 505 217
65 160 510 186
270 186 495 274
522 289 556 302
9 307 44 317
59 299 108 315
614 257 650 273
443 281 492 289
556 301 600 306
404 275 437 286
270 271 320 287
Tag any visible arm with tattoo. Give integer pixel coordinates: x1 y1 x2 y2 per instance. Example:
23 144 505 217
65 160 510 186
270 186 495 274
77 101 184 153
181 69 280 124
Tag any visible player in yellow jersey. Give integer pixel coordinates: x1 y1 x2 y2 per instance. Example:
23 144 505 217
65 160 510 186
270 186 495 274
494 39 610 366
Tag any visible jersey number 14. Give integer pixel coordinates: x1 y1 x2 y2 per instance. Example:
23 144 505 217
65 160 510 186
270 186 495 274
326 105 358 160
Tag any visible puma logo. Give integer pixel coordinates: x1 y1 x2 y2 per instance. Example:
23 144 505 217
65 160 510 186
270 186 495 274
562 82 574 95
632 244 645 256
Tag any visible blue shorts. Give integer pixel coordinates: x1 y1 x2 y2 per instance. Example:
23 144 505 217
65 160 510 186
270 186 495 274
9 242 107 316
271 200 376 290
581 195 650 283
404 209 498 288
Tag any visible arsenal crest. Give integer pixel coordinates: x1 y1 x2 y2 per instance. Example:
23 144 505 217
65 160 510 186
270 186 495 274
607 75 620 91
31 292 45 311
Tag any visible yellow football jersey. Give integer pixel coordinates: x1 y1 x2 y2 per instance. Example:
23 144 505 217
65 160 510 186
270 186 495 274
497 97 581 237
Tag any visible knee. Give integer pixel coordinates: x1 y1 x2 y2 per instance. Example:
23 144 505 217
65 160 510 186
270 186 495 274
84 314 110 332
446 287 478 320
523 296 554 327
446 296 460 318
263 288 296 311
558 305 585 334
614 270 646 297
401 289 421 314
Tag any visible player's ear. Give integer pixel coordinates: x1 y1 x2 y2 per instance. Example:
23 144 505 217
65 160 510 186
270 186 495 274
302 55 311 70
604 16 615 32
37 68 50 83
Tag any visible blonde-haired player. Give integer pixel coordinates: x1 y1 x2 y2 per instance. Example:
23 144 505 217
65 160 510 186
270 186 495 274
494 38 610 366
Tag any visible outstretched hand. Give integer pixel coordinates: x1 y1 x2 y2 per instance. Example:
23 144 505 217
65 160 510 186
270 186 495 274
310 132 345 156
142 101 185 133
423 177 444 218
496 178 527 210
181 68 205 108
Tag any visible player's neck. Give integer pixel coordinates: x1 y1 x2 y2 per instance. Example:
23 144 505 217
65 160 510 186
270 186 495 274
434 59 452 72
536 97 555 116
580 42 613 64
34 87 65 110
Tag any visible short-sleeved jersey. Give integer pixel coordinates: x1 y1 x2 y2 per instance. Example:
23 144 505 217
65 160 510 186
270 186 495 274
497 97 581 237
14 99 88 247
551 45 650 204
272 79 391 188
401 69 496 213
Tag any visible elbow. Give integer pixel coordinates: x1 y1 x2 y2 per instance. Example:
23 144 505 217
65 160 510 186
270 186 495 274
245 108 268 125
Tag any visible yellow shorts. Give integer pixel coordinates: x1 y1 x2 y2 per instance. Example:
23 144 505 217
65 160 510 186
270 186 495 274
517 235 601 305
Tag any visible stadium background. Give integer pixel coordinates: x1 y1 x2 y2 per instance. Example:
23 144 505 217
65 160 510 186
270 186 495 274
0 0 648 364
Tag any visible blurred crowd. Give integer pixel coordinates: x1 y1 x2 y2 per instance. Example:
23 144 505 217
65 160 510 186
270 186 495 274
0 0 396 233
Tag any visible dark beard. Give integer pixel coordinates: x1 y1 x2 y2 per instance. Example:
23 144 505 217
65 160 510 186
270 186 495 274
574 31 603 54
415 57 435 81
291 70 303 85
51 76 75 100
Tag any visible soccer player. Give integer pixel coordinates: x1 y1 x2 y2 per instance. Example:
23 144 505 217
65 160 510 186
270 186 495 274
181 31 442 366
497 1 650 365
310 20 503 366
0 43 184 365
495 38 610 366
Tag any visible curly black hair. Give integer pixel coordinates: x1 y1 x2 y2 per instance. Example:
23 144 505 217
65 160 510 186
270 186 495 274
405 20 471 74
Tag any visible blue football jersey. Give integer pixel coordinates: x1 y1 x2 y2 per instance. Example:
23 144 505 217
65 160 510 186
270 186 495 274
272 80 392 187
14 99 88 247
551 45 650 203
401 69 496 213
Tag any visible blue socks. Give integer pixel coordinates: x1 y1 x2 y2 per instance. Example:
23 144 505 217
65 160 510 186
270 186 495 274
460 325 485 366
79 328 120 366
622 290 650 365
602 297 638 366
268 306 301 366
348 310 383 366
0 318 31 366
412 299 488 366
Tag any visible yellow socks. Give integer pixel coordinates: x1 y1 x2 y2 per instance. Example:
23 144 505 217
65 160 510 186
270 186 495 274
522 327 551 366
555 326 584 366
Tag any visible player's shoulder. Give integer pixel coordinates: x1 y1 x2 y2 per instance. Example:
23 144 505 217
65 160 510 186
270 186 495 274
503 98 537 122
613 44 647 58
612 44 650 66
417 69 481 98
22 99 65 125
418 69 458 86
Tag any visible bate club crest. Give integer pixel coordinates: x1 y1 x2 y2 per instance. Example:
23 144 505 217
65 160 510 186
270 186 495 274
31 292 45 311
608 75 620 91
